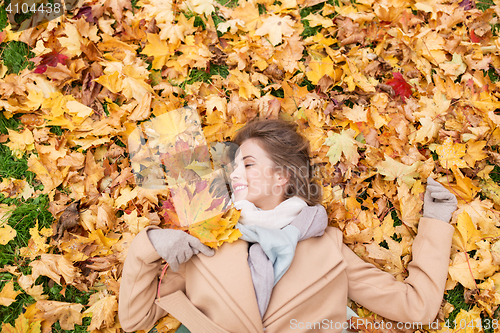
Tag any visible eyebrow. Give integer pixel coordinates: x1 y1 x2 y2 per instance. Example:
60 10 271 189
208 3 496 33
243 155 255 160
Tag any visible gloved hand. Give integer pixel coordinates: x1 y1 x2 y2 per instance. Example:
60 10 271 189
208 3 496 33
423 177 458 223
147 228 215 272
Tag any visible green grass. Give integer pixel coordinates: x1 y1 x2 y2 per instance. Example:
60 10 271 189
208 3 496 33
0 113 38 185
477 0 495 11
445 284 472 326
0 6 7 31
490 165 500 184
215 0 239 8
181 64 229 89
0 41 35 74
0 120 92 331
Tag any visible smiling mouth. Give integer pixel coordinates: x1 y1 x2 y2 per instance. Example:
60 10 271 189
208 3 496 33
233 185 247 192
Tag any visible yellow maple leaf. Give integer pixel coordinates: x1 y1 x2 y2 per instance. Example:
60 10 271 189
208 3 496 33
414 93 451 119
30 254 79 285
324 129 360 165
83 295 118 330
35 300 83 330
254 14 295 46
94 71 123 94
228 69 261 100
445 165 480 203
141 33 173 70
376 155 421 187
303 13 334 28
122 210 151 234
452 211 481 253
20 221 52 259
464 140 488 168
0 280 21 306
448 252 479 290
435 137 468 168
5 128 34 158
453 306 483 333
306 56 341 85
0 311 41 333
0 223 16 245
397 183 422 229
183 0 215 16
409 116 440 144
230 0 262 31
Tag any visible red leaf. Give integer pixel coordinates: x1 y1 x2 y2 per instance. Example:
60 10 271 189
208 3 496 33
470 29 481 43
386 72 412 100
34 50 68 74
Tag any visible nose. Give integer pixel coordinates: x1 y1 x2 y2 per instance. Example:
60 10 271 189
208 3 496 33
230 166 240 182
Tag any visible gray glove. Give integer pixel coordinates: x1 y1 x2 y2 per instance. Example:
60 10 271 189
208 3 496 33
147 228 215 272
423 177 458 223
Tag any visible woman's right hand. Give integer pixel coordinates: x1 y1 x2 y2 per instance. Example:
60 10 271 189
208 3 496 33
147 229 215 272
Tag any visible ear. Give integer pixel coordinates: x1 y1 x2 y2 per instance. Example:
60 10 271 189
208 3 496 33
275 170 289 187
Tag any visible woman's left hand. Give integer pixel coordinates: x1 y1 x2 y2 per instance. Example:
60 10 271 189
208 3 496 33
422 177 458 223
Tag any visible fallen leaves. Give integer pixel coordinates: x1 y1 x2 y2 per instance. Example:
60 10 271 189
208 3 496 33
0 280 21 307
1 0 500 330
82 295 118 331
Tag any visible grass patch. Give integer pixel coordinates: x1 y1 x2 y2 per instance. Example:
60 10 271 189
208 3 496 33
490 164 500 184
445 283 471 326
215 0 239 8
0 112 21 134
181 64 229 89
1 41 35 74
477 0 494 11
0 144 36 184
0 5 7 31
487 67 500 83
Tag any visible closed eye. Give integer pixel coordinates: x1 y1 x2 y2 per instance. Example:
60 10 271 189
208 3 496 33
245 164 253 168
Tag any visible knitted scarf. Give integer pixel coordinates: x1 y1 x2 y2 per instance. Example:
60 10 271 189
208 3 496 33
234 197 328 318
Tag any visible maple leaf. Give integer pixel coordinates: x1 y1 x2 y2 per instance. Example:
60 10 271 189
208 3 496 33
34 50 68 74
452 211 481 252
228 69 261 100
0 280 21 306
0 312 41 333
35 300 83 330
376 155 421 187
170 175 228 227
30 254 79 285
445 165 480 203
20 220 52 259
0 223 16 245
83 295 118 330
449 252 479 290
397 183 422 229
5 128 34 158
324 129 360 165
386 72 412 100
306 56 342 85
464 140 488 167
435 137 468 169
254 15 295 46
141 34 173 70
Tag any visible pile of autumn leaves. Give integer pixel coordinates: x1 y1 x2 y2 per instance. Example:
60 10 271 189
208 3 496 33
1 0 500 331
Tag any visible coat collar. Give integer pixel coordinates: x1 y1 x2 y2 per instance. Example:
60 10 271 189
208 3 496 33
194 239 263 333
193 228 347 330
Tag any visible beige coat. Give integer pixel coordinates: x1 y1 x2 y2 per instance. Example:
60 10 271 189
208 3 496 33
118 217 454 333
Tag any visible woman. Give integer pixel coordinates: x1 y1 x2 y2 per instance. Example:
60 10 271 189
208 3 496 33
118 119 457 333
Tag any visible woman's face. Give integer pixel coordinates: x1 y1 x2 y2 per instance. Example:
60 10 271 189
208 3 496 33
229 139 288 210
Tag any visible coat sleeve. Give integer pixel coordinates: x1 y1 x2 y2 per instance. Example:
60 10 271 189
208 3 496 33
118 226 187 332
344 217 454 324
